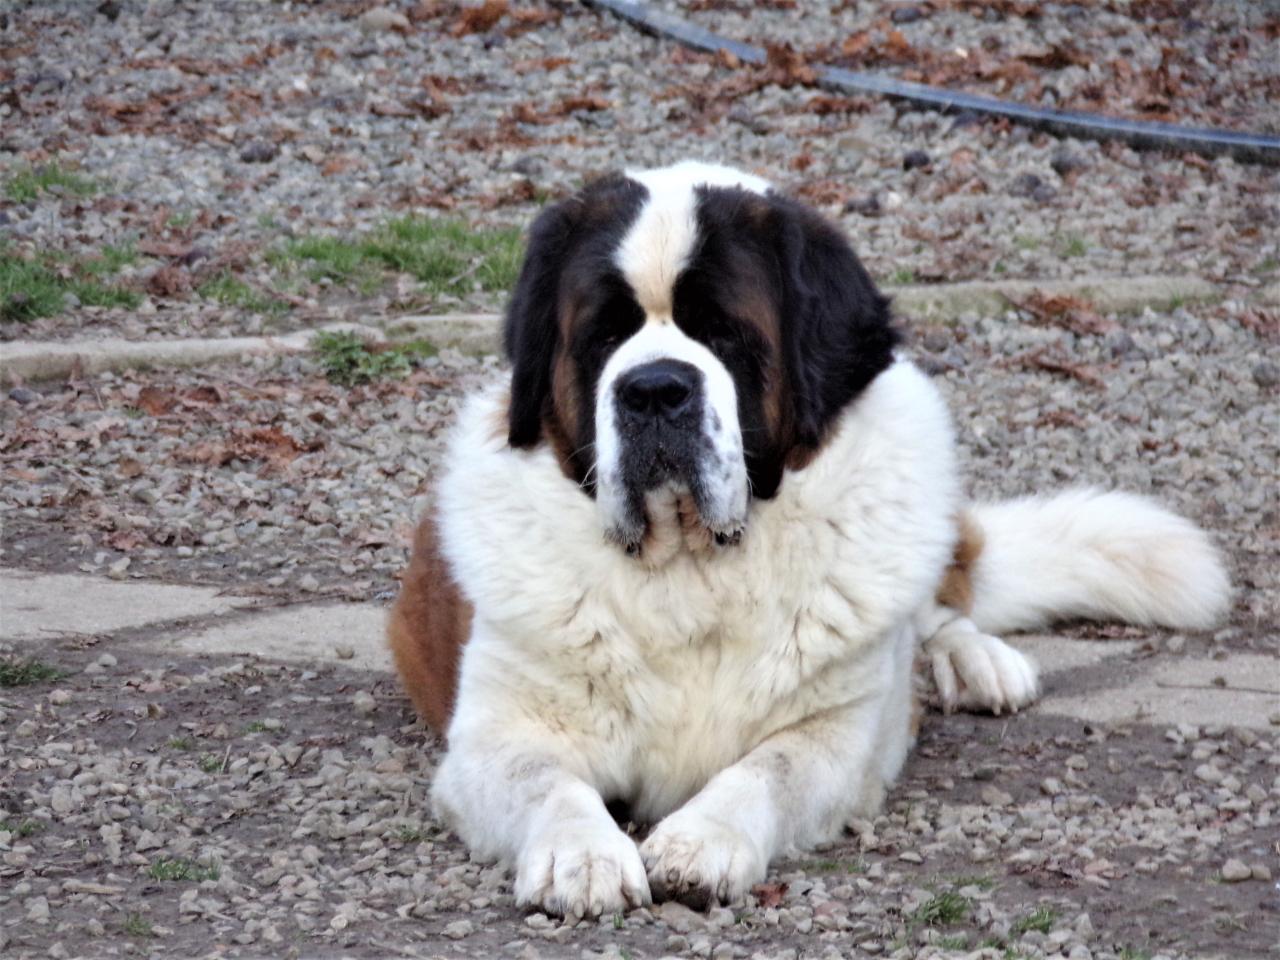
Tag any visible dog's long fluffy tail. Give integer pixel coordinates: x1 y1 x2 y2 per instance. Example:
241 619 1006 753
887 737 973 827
964 488 1232 635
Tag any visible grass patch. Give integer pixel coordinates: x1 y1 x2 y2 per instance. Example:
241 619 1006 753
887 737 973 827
910 890 971 928
395 825 435 844
122 913 155 938
949 873 996 891
313 330 438 386
1057 233 1089 258
808 857 867 874
936 934 969 950
1118 949 1151 960
147 857 220 882
197 271 287 316
1 243 140 321
1252 256 1278 275
80 242 138 277
1013 234 1041 251
1010 906 1057 936
5 163 99 203
0 657 67 687
167 737 196 751
0 818 44 838
278 217 523 299
198 753 223 774
888 267 916 285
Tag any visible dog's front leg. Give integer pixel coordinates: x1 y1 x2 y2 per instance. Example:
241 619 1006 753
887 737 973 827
431 721 650 919
640 678 907 909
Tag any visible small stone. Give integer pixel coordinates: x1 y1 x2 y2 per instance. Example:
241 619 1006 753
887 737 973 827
882 190 904 211
897 850 923 863
239 141 278 164
25 896 50 923
352 691 376 715
97 0 121 20
1051 149 1086 177
981 785 1014 806
1220 858 1252 882
443 920 474 939
843 193 881 217
1194 764 1224 784
890 6 925 23
8 387 37 404
903 150 931 171
1009 172 1043 198
108 557 131 580
298 573 320 592
1165 634 1186 653
1252 361 1279 389
359 7 410 32
1253 864 1273 881
335 644 355 660
48 689 72 706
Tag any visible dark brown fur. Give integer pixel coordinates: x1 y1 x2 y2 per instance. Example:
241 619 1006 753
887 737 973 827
386 510 472 733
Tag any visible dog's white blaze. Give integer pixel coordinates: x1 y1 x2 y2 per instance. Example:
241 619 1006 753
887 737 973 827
595 321 748 542
616 161 770 318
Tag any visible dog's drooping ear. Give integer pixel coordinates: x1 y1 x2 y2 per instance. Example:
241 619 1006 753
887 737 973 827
505 201 578 449
772 195 898 458
505 175 650 450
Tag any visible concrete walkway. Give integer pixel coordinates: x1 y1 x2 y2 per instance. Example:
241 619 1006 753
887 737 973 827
3 569 1274 730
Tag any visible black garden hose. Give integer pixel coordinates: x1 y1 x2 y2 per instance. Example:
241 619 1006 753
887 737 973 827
585 0 1280 167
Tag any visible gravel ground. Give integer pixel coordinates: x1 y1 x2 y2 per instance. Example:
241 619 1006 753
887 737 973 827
2 0 1277 344
2 2 1279 958
1 636 1277 960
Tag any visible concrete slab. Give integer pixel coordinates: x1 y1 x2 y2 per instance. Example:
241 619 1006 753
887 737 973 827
1011 634 1139 675
0 570 247 641
1037 654 1280 729
153 603 391 672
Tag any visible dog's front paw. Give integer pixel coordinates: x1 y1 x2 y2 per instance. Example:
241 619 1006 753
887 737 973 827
515 818 651 919
640 809 765 910
928 628 1039 716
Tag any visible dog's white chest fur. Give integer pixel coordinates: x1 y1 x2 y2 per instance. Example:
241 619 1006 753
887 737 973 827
435 360 958 826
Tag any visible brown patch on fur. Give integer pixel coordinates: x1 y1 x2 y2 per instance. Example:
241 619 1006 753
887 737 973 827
936 511 985 614
908 685 923 739
386 509 473 733
543 347 583 482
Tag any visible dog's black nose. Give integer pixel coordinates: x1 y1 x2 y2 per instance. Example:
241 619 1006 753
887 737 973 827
616 360 700 419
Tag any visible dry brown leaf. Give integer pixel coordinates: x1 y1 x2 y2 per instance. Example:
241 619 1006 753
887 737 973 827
450 0 507 37
1014 291 1117 336
146 265 190 297
136 386 176 416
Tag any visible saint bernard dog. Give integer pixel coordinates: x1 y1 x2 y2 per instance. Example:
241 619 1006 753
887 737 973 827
387 161 1231 918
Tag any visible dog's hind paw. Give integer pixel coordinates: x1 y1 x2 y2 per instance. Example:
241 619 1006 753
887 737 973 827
926 624 1039 716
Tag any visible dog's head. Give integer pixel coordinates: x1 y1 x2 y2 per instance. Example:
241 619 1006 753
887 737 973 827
504 161 897 555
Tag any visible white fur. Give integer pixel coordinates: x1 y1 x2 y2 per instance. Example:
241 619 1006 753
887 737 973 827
432 360 958 915
965 488 1232 635
616 161 769 316
594 322 748 545
426 161 1231 917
